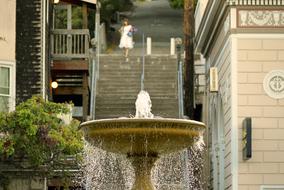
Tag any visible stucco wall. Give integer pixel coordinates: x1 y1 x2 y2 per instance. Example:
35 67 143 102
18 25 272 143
0 0 16 61
237 36 284 189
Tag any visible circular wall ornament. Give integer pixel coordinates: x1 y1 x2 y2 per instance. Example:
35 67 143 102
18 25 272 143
263 70 284 99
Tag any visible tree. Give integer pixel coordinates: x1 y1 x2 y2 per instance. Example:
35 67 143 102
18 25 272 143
0 96 83 174
169 0 196 119
169 1 205 190
169 0 184 9
183 0 195 119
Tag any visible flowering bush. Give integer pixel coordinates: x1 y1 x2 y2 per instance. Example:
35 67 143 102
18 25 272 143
0 96 83 171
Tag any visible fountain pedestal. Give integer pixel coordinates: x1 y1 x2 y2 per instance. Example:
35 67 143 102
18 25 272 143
129 155 158 190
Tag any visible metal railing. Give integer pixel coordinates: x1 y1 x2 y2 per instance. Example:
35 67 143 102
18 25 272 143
141 33 145 91
89 50 98 120
51 29 90 59
90 8 101 120
176 40 184 119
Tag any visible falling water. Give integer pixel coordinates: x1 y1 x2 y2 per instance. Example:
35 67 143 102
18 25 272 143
77 141 134 190
78 90 205 189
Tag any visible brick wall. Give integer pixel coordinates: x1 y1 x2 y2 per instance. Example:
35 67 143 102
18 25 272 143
237 37 284 189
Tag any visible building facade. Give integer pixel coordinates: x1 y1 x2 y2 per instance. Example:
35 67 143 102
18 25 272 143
0 0 94 189
0 0 16 112
195 0 284 189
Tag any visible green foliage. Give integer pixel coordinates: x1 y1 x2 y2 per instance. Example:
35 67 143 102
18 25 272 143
0 173 9 190
169 0 184 9
72 5 83 29
168 0 199 9
0 96 83 172
100 0 133 23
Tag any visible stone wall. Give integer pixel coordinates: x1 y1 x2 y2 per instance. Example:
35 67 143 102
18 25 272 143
0 176 44 190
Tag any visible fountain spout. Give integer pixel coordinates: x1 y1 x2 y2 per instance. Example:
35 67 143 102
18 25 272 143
135 90 154 119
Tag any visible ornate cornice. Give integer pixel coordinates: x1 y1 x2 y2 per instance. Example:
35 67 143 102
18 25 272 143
238 9 284 28
227 0 284 6
195 0 284 56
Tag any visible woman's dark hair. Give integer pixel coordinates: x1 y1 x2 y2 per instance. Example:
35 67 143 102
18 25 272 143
123 18 129 23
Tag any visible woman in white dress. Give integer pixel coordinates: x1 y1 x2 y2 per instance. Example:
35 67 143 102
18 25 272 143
119 19 134 58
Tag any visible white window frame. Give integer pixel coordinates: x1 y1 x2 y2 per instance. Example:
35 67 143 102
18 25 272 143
261 186 284 190
0 61 15 112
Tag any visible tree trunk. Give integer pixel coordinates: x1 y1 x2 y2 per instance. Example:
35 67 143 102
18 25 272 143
183 0 194 119
184 3 204 190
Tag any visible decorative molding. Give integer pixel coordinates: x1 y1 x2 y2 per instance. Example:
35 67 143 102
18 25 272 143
263 70 284 99
238 9 284 28
228 0 284 6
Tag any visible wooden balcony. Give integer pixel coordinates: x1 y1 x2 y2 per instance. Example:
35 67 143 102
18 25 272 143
50 29 91 121
51 29 90 60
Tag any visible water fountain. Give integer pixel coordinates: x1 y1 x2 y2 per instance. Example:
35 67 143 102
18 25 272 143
80 91 205 190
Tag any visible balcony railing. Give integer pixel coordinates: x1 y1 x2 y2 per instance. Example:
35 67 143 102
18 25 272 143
51 29 90 59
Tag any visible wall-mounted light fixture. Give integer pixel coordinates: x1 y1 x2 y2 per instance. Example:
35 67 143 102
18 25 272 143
54 0 60 4
51 81 58 89
210 67 218 92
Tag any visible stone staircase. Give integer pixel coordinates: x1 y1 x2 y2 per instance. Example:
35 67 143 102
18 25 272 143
95 55 179 119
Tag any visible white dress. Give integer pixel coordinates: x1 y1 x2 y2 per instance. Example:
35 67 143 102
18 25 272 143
119 25 134 49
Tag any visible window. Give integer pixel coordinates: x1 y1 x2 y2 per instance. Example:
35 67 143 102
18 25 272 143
0 66 10 112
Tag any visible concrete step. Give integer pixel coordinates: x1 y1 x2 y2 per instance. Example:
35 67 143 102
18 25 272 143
100 66 177 72
97 86 177 91
95 96 178 101
99 55 177 61
100 62 177 66
97 82 177 87
96 104 178 111
98 77 177 82
95 111 179 120
99 71 177 75
95 54 179 118
98 80 176 83
96 94 178 98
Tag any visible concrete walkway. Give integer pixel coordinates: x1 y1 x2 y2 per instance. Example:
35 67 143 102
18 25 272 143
109 0 183 55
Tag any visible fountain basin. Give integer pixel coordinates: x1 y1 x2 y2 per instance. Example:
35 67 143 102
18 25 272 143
80 118 205 190
80 118 205 156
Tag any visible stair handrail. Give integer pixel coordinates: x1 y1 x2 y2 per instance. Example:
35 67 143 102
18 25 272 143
176 38 184 119
90 7 101 120
90 47 97 120
141 33 145 91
